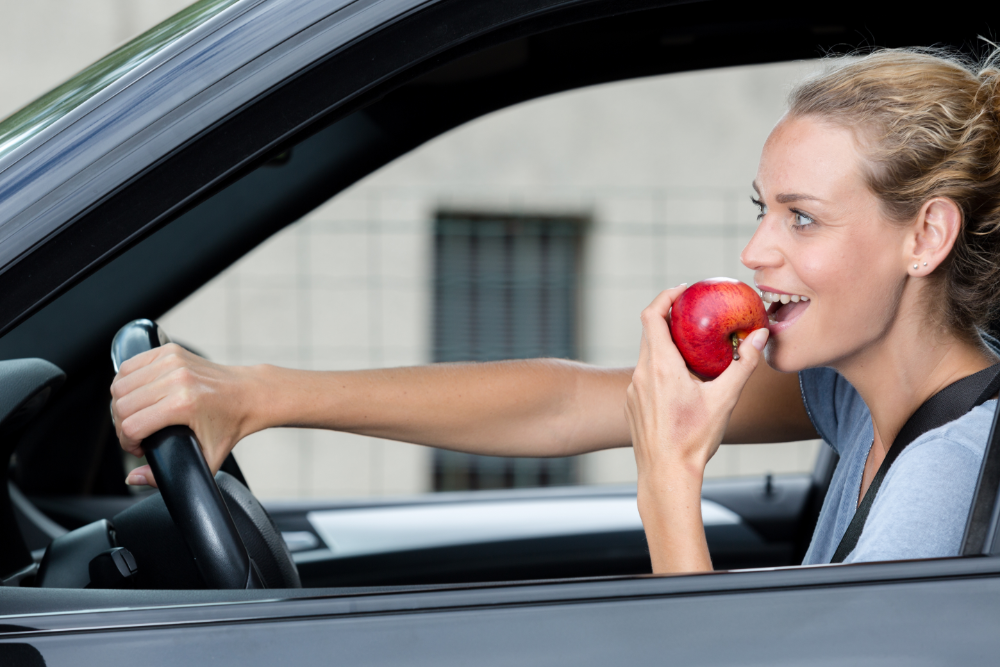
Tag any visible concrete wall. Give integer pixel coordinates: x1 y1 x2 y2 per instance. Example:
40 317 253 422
1 1 823 499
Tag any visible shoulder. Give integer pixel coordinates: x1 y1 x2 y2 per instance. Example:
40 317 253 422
894 399 995 470
845 401 995 563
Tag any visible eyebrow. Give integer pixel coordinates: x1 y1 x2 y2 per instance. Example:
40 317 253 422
775 193 823 204
750 181 824 204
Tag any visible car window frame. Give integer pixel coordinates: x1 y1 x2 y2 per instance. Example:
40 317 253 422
0 0 998 616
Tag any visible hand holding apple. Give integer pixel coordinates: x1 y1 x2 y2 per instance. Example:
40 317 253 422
627 283 768 575
669 277 768 379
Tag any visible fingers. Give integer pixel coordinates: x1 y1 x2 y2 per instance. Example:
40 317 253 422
111 344 201 448
125 464 157 488
113 380 178 451
118 392 196 450
637 285 688 365
714 328 769 397
115 344 170 379
111 343 189 400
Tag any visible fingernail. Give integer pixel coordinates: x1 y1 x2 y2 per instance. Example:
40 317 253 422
676 283 688 288
751 328 769 351
126 473 147 486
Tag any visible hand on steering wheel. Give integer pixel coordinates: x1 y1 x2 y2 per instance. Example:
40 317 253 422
111 340 264 487
109 319 270 589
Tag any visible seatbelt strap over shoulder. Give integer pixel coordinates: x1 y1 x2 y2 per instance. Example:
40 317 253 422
830 363 1000 564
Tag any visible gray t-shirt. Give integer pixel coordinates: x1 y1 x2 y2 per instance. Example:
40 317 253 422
799 367 996 565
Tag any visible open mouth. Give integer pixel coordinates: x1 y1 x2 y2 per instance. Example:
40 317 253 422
761 290 810 327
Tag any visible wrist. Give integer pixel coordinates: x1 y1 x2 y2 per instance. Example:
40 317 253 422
636 459 704 522
238 363 284 437
637 451 706 493
636 461 710 574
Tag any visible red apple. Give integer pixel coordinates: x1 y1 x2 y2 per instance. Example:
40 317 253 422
668 278 768 379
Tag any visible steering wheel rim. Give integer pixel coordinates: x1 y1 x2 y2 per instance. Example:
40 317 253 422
112 319 267 589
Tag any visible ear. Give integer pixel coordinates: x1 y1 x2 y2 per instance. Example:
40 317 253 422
907 197 961 276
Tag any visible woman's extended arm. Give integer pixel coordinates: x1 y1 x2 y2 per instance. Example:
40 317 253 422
111 316 815 487
110 346 636 483
255 357 637 456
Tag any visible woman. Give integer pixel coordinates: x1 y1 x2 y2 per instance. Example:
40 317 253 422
110 48 1000 572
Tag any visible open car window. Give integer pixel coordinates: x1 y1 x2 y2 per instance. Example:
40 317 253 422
127 60 836 581
157 60 825 502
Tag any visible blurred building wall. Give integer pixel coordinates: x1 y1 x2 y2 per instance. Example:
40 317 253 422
1 1 822 499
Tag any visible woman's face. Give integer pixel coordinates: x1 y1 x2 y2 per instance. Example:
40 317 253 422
741 115 911 372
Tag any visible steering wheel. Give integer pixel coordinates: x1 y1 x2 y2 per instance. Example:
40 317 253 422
111 319 299 589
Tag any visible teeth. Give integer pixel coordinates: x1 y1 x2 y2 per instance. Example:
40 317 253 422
759 290 809 304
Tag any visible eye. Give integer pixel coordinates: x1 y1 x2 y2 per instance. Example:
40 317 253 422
750 196 767 221
791 210 815 228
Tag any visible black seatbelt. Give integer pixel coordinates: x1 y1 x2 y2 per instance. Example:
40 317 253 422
831 363 1000 563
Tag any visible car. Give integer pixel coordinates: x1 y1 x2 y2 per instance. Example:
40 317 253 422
1 0 1000 664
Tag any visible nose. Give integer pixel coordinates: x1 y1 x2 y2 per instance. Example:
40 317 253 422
740 215 782 273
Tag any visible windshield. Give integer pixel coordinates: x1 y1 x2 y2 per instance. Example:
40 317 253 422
0 0 242 163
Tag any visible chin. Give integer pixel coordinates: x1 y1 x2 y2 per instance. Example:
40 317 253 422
762 339 810 374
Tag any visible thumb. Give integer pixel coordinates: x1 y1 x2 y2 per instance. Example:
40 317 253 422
715 327 769 393
125 464 158 489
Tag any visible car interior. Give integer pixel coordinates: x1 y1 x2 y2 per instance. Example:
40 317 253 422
0 0 997 607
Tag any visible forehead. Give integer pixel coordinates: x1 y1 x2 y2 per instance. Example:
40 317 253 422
756 115 866 197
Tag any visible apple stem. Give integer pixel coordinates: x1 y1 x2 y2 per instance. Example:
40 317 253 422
731 333 741 361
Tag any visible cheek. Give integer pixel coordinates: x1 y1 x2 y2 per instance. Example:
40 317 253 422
795 246 848 306
846 229 905 303
808 221 898 296
806 234 903 339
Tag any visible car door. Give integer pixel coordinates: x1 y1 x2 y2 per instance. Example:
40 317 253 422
3 555 1000 665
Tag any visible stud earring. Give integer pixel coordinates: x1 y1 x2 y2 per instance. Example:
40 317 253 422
923 262 928 266
913 264 919 269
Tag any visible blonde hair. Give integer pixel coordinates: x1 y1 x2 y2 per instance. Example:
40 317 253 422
789 48 1000 340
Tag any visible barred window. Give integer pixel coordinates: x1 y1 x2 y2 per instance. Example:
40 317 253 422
433 211 584 491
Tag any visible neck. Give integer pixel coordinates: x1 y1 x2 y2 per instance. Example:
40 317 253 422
833 316 997 451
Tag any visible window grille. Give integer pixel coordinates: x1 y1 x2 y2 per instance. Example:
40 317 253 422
433 211 584 491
